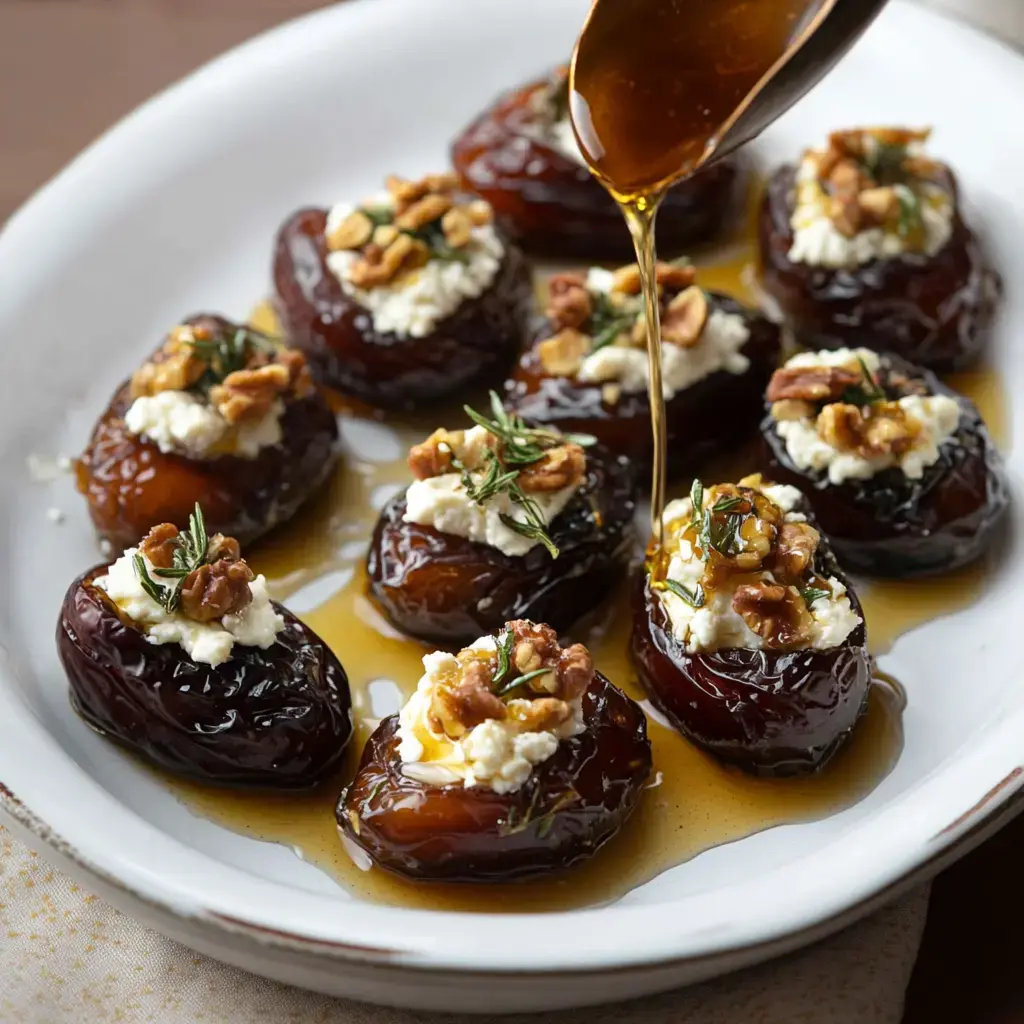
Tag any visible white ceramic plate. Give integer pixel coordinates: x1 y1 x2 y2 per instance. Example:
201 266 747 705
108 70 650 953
1 0 1023 1013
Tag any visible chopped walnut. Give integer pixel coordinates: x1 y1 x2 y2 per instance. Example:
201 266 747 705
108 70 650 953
506 620 595 702
206 533 241 563
516 443 587 493
465 200 494 226
430 661 508 739
395 193 453 232
180 559 254 623
537 328 592 377
139 523 180 569
325 209 374 252
766 365 862 404
546 272 593 330
407 427 491 479
441 206 473 248
611 261 695 297
385 172 460 214
346 233 430 288
771 399 816 422
817 401 917 458
130 325 208 399
210 363 291 425
769 522 821 582
732 582 813 651
661 286 709 348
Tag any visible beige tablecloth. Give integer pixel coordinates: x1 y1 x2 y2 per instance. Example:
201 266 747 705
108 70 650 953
0 827 928 1024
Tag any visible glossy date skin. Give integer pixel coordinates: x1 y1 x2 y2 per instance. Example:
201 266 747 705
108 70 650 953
366 448 636 647
630 548 871 777
77 315 339 552
272 208 532 409
450 79 741 261
58 569 354 789
337 673 651 882
761 356 1010 577
759 166 1001 371
505 293 780 479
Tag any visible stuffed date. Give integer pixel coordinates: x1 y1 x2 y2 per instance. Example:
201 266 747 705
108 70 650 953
57 506 353 788
77 315 338 552
272 172 531 408
505 262 780 477
760 347 1009 577
366 395 635 646
451 68 740 260
337 620 651 882
631 475 871 776
759 127 1000 371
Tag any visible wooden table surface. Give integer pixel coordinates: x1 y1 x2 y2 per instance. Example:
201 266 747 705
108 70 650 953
1 2 1019 1021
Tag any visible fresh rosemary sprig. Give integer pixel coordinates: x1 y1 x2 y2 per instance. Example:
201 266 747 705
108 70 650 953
588 291 638 353
689 479 747 561
187 327 272 392
841 356 886 407
496 666 552 698
457 394 595 558
133 503 210 613
491 629 515 691
861 140 908 184
661 578 706 609
800 585 832 608
689 478 704 527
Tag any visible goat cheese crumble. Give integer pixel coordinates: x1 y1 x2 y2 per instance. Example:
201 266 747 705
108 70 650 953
402 426 580 558
774 349 961 484
93 548 284 667
397 638 585 795
125 390 284 459
325 200 505 339
574 268 751 399
658 485 861 653
787 151 954 269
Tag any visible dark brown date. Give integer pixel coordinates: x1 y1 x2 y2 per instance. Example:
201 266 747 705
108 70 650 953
759 166 1001 372
77 315 339 552
761 355 1010 577
272 208 531 409
337 673 651 882
630 539 871 776
505 293 780 479
450 77 741 261
58 568 353 789
366 448 636 647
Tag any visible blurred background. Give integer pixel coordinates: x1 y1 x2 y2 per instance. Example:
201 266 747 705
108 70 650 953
1 1 1023 1022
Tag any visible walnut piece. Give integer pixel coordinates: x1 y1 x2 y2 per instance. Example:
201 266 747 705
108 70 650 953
130 324 208 399
180 559 254 623
346 234 430 288
441 206 473 249
611 261 695 297
139 523 180 569
506 620 594 702
546 272 593 330
770 399 816 422
407 427 492 479
430 661 508 739
210 363 290 425
817 401 917 458
206 533 241 563
537 328 592 377
732 582 813 651
326 209 374 252
516 443 586 493
769 522 821 582
394 193 453 232
661 286 709 348
766 365 862 404
508 697 573 733
385 172 460 214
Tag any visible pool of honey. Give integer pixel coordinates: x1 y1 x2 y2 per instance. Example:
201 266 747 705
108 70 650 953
165 192 1007 912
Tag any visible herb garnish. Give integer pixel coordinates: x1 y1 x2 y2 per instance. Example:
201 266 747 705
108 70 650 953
588 291 638 352
896 186 924 241
689 479 748 561
186 327 273 392
861 140 909 185
133 503 209 613
840 356 886 407
491 628 516 691
496 666 552 698
458 393 596 559
661 578 706 609
800 586 831 608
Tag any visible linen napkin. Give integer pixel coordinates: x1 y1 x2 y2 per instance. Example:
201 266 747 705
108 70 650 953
0 826 927 1024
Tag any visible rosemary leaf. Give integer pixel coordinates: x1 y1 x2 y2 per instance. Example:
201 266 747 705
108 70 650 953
491 629 515 691
496 666 553 698
711 495 744 513
499 512 560 559
134 554 170 607
689 478 704 526
662 578 706 609
800 586 832 607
